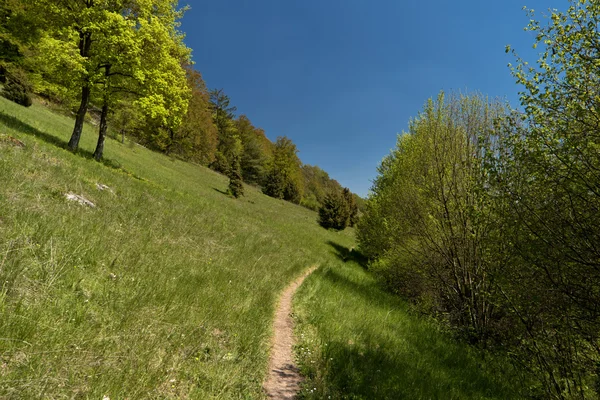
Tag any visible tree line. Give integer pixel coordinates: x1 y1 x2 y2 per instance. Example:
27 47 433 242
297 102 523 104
358 2 600 398
0 0 360 216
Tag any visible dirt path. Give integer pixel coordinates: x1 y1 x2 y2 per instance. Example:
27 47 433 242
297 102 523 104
263 266 317 399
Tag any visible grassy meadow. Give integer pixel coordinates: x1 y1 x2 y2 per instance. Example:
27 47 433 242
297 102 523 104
0 97 525 399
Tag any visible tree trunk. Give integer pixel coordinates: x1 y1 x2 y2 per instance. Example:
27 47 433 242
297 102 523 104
68 85 91 151
68 31 93 152
93 101 109 161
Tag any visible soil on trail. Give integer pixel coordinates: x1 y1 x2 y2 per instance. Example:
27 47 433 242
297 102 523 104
263 266 317 399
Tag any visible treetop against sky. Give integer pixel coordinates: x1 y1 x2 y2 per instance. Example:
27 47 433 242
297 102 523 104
181 0 565 197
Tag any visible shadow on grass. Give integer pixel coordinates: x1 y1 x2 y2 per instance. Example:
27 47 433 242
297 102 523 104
316 267 519 399
326 240 368 267
321 265 398 311
320 336 509 399
213 187 230 197
0 110 66 149
0 110 125 173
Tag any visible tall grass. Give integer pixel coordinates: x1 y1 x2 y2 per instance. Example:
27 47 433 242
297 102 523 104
293 253 528 399
0 97 526 398
0 97 354 398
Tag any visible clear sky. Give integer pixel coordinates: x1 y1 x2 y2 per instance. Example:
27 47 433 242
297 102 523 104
181 0 564 197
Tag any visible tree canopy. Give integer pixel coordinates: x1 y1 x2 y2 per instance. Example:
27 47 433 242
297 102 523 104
359 2 600 397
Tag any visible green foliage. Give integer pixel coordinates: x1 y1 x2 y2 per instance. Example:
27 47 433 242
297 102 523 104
1 69 32 107
0 0 40 107
0 0 40 65
29 0 191 155
210 88 237 126
263 136 303 203
211 150 229 175
318 188 355 231
358 92 507 339
235 115 270 184
170 67 218 165
209 89 240 169
227 136 244 198
228 157 244 198
494 2 600 396
343 187 358 227
301 164 344 211
299 193 321 211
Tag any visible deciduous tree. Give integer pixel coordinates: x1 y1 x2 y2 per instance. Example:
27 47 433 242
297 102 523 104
497 2 600 395
263 136 303 203
31 0 190 157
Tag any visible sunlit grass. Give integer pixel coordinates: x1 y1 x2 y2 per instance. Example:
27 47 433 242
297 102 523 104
0 97 354 399
0 97 526 399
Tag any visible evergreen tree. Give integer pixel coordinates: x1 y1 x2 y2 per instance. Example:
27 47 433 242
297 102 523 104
227 136 244 198
209 88 239 169
318 189 350 230
342 188 359 227
228 154 244 198
211 151 229 175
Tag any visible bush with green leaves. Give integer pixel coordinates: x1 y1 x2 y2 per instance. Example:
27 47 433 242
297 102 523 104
262 136 303 204
1 69 32 107
358 92 507 343
495 2 600 396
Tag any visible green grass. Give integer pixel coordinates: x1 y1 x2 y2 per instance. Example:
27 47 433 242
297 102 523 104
0 97 524 399
293 259 526 399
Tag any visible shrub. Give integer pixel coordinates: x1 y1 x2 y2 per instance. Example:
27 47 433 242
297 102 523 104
318 189 350 230
1 69 33 107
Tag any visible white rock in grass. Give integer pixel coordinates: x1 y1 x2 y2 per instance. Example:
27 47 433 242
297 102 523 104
65 193 95 208
102 396 110 400
96 183 114 194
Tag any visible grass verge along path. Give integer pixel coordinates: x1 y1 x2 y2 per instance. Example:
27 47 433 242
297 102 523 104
293 256 528 399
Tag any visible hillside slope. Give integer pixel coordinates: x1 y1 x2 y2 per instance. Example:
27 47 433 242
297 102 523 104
0 98 523 399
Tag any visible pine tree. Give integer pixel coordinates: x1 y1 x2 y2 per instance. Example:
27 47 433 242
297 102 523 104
228 154 244 198
343 188 359 227
318 189 350 230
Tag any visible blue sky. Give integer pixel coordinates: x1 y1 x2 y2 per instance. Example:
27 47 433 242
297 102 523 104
181 0 564 197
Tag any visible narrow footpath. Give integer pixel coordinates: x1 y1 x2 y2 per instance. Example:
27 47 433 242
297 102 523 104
263 266 317 400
